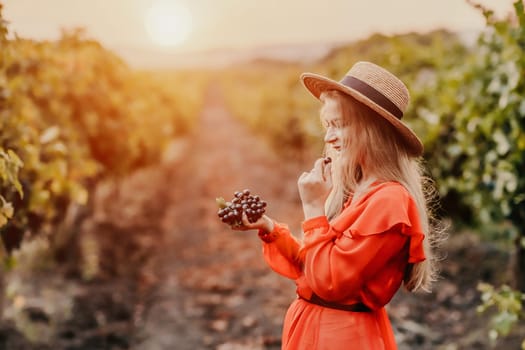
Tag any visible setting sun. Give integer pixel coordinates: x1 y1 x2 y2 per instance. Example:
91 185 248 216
144 0 193 48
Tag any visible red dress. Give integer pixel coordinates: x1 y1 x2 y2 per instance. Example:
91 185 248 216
258 182 426 350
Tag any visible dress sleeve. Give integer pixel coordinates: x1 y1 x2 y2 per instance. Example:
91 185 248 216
301 184 426 302
334 184 426 264
258 222 303 280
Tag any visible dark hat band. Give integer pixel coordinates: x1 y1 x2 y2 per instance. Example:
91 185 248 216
340 75 403 119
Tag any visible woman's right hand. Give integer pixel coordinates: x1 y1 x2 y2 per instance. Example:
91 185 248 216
298 157 332 219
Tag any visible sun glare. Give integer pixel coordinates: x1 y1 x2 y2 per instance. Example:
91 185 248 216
145 1 193 47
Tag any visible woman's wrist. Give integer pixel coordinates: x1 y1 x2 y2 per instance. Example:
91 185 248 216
260 215 274 233
302 204 325 220
258 217 278 243
251 215 274 233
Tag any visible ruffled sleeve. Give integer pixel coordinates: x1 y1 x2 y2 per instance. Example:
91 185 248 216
332 182 426 263
301 182 427 304
259 222 303 280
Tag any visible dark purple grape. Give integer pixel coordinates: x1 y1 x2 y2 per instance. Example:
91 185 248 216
217 189 268 227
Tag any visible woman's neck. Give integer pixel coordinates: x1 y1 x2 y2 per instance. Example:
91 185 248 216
352 177 380 202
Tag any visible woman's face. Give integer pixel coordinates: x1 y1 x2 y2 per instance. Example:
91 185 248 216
321 99 347 153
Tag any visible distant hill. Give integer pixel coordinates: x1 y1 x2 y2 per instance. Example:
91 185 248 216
116 41 339 69
116 29 480 70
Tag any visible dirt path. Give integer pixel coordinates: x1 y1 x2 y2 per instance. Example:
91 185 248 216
131 84 310 350
3 81 523 350
127 83 525 350
126 83 525 350
3 80 523 350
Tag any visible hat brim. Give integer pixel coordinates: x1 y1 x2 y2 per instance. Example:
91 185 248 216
301 72 424 157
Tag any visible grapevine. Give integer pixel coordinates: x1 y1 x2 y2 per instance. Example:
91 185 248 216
0 5 209 258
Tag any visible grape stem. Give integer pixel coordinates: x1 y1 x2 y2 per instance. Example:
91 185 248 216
216 197 227 209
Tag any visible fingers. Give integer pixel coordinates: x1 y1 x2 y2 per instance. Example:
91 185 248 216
324 163 332 188
238 212 262 229
321 160 328 182
230 222 245 230
313 158 324 173
299 157 332 187
230 213 251 231
241 212 251 227
314 157 333 182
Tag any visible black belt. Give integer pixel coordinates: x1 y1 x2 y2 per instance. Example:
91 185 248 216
301 293 371 312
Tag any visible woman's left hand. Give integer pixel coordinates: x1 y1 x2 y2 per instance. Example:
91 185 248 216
298 158 332 219
230 213 274 233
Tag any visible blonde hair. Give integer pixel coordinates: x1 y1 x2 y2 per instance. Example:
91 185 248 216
320 90 444 292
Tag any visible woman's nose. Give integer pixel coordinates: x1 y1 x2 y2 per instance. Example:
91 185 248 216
324 128 337 144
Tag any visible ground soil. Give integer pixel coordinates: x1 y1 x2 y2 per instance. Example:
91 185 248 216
0 84 523 350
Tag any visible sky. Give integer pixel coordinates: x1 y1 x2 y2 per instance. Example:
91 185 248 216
1 0 517 68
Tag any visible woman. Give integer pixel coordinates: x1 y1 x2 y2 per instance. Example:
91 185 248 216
232 61 442 349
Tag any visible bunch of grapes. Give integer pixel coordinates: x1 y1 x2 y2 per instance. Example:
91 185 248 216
216 189 267 226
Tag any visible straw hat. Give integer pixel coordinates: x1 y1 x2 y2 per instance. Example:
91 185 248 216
301 61 423 156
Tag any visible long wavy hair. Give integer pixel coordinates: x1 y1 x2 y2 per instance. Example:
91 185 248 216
319 90 444 292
